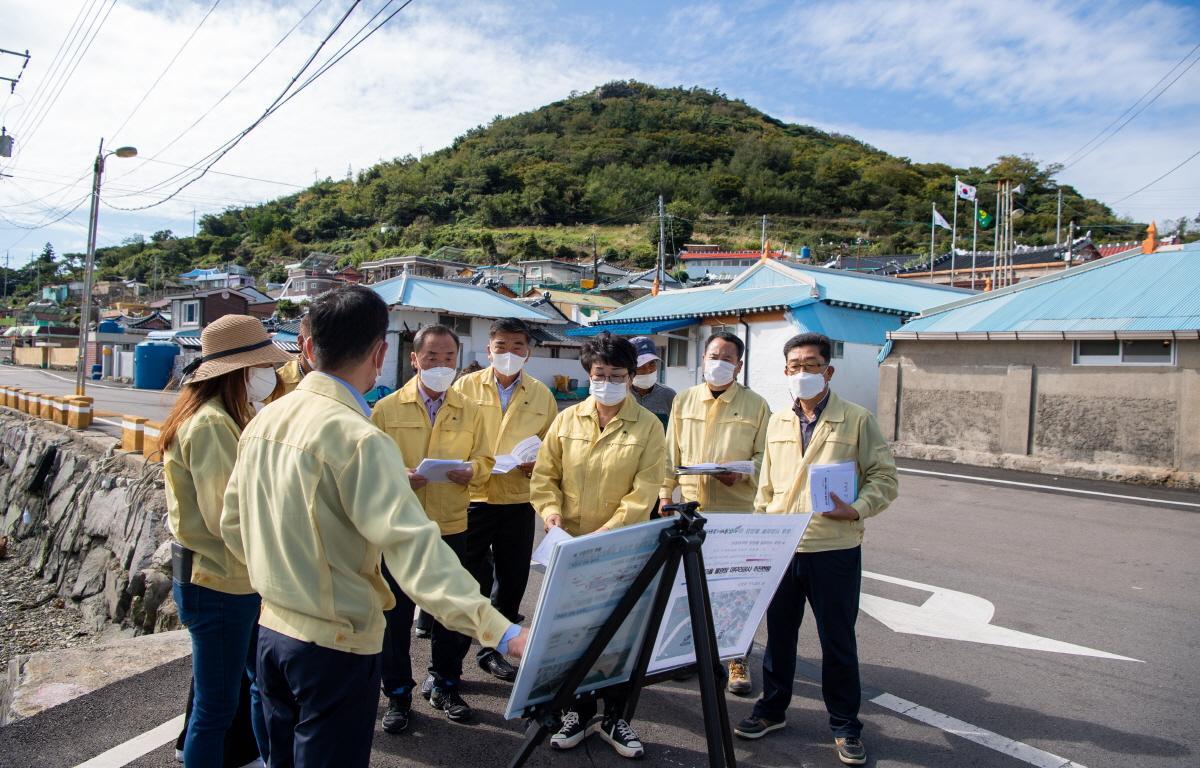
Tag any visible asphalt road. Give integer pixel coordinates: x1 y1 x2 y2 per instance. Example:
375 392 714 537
1 459 1197 766
0 364 178 431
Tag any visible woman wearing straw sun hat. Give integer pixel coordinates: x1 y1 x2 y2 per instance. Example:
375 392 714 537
161 314 290 767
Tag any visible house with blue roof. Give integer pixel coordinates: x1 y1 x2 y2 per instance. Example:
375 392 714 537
368 273 577 391
880 241 1199 486
572 258 972 412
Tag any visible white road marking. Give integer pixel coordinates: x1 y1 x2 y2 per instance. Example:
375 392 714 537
898 466 1200 509
861 571 1140 662
71 714 183 768
871 692 1087 768
93 417 125 429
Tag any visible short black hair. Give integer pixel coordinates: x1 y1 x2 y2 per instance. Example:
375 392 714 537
309 285 388 371
705 331 745 360
413 324 460 353
580 332 636 375
784 333 833 364
489 318 532 343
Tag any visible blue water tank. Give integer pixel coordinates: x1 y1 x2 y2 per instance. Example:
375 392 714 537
97 319 122 333
800 246 812 260
133 341 180 390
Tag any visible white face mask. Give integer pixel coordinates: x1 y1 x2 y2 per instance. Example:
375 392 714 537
704 358 737 387
632 372 658 390
245 367 277 404
788 371 827 401
590 380 628 406
492 352 527 377
419 366 457 393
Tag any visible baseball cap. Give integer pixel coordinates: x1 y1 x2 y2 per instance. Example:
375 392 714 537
629 336 660 368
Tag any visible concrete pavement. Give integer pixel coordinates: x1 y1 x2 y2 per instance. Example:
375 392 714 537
0 461 1196 767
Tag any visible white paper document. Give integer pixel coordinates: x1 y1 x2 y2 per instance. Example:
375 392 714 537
531 525 573 567
808 461 857 513
413 458 471 483
674 460 756 476
492 435 543 474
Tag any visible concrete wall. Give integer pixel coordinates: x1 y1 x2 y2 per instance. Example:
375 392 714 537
878 338 1200 487
13 347 46 367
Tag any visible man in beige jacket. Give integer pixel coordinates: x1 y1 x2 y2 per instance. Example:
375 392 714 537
221 286 526 768
733 333 897 767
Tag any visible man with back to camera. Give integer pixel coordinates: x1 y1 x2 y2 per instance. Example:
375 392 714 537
733 332 897 766
220 285 526 768
659 330 770 695
628 335 676 429
371 324 495 729
452 318 558 683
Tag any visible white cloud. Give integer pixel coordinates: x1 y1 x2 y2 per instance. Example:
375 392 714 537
0 0 647 260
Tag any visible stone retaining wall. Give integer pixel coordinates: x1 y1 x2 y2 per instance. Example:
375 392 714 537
0 411 178 636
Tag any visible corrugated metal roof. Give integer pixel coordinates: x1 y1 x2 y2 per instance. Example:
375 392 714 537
892 243 1200 338
787 303 903 346
590 259 971 326
565 318 696 337
371 275 557 324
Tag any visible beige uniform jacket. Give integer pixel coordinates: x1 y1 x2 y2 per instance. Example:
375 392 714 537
264 357 305 404
371 377 495 536
661 382 771 513
530 396 665 536
754 392 898 553
220 373 510 655
452 368 558 505
164 398 252 594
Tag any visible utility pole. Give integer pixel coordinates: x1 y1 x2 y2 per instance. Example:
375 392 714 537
760 215 767 252
192 207 196 238
591 231 598 288
2 251 7 304
1056 189 1063 251
1066 220 1075 269
656 195 666 294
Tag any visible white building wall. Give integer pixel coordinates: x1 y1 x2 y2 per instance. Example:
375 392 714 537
658 320 882 414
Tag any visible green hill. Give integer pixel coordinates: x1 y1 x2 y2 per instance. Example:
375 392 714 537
72 81 1144 289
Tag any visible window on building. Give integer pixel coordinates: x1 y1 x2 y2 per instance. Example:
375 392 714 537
437 314 472 335
1073 339 1174 366
181 301 200 326
667 337 688 367
831 340 845 359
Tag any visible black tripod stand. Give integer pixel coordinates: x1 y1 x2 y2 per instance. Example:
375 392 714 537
508 503 738 768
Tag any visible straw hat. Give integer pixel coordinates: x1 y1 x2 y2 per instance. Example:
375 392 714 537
183 314 292 383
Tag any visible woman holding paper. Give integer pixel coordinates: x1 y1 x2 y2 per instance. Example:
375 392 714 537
530 332 665 759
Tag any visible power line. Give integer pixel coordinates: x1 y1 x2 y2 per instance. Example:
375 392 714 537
109 0 415 211
1111 147 1200 205
104 0 325 189
106 0 222 143
1059 42 1200 171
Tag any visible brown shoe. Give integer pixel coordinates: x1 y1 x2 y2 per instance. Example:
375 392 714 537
727 657 752 696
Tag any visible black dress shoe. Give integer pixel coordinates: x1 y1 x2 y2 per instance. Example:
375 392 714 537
382 694 411 734
478 650 518 682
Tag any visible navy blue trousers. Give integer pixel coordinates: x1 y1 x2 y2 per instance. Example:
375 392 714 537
256 626 381 768
381 531 473 694
753 546 863 738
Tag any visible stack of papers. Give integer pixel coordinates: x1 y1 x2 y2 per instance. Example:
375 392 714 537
809 461 857 513
492 435 543 474
413 458 472 483
674 460 756 476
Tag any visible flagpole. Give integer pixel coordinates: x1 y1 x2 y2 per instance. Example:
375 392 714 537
950 177 959 284
929 203 936 280
971 197 979 290
991 185 1001 290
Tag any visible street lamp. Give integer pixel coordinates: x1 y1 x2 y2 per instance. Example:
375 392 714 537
75 138 137 396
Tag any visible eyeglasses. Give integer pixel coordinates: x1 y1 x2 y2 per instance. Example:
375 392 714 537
785 362 827 375
590 374 629 384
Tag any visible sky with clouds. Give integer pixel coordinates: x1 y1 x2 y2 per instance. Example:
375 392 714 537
1 0 1197 267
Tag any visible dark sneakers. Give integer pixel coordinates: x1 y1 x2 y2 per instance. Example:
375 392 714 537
382 694 412 734
733 714 785 739
429 683 473 723
550 710 588 750
834 736 867 765
478 649 518 682
592 716 644 758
